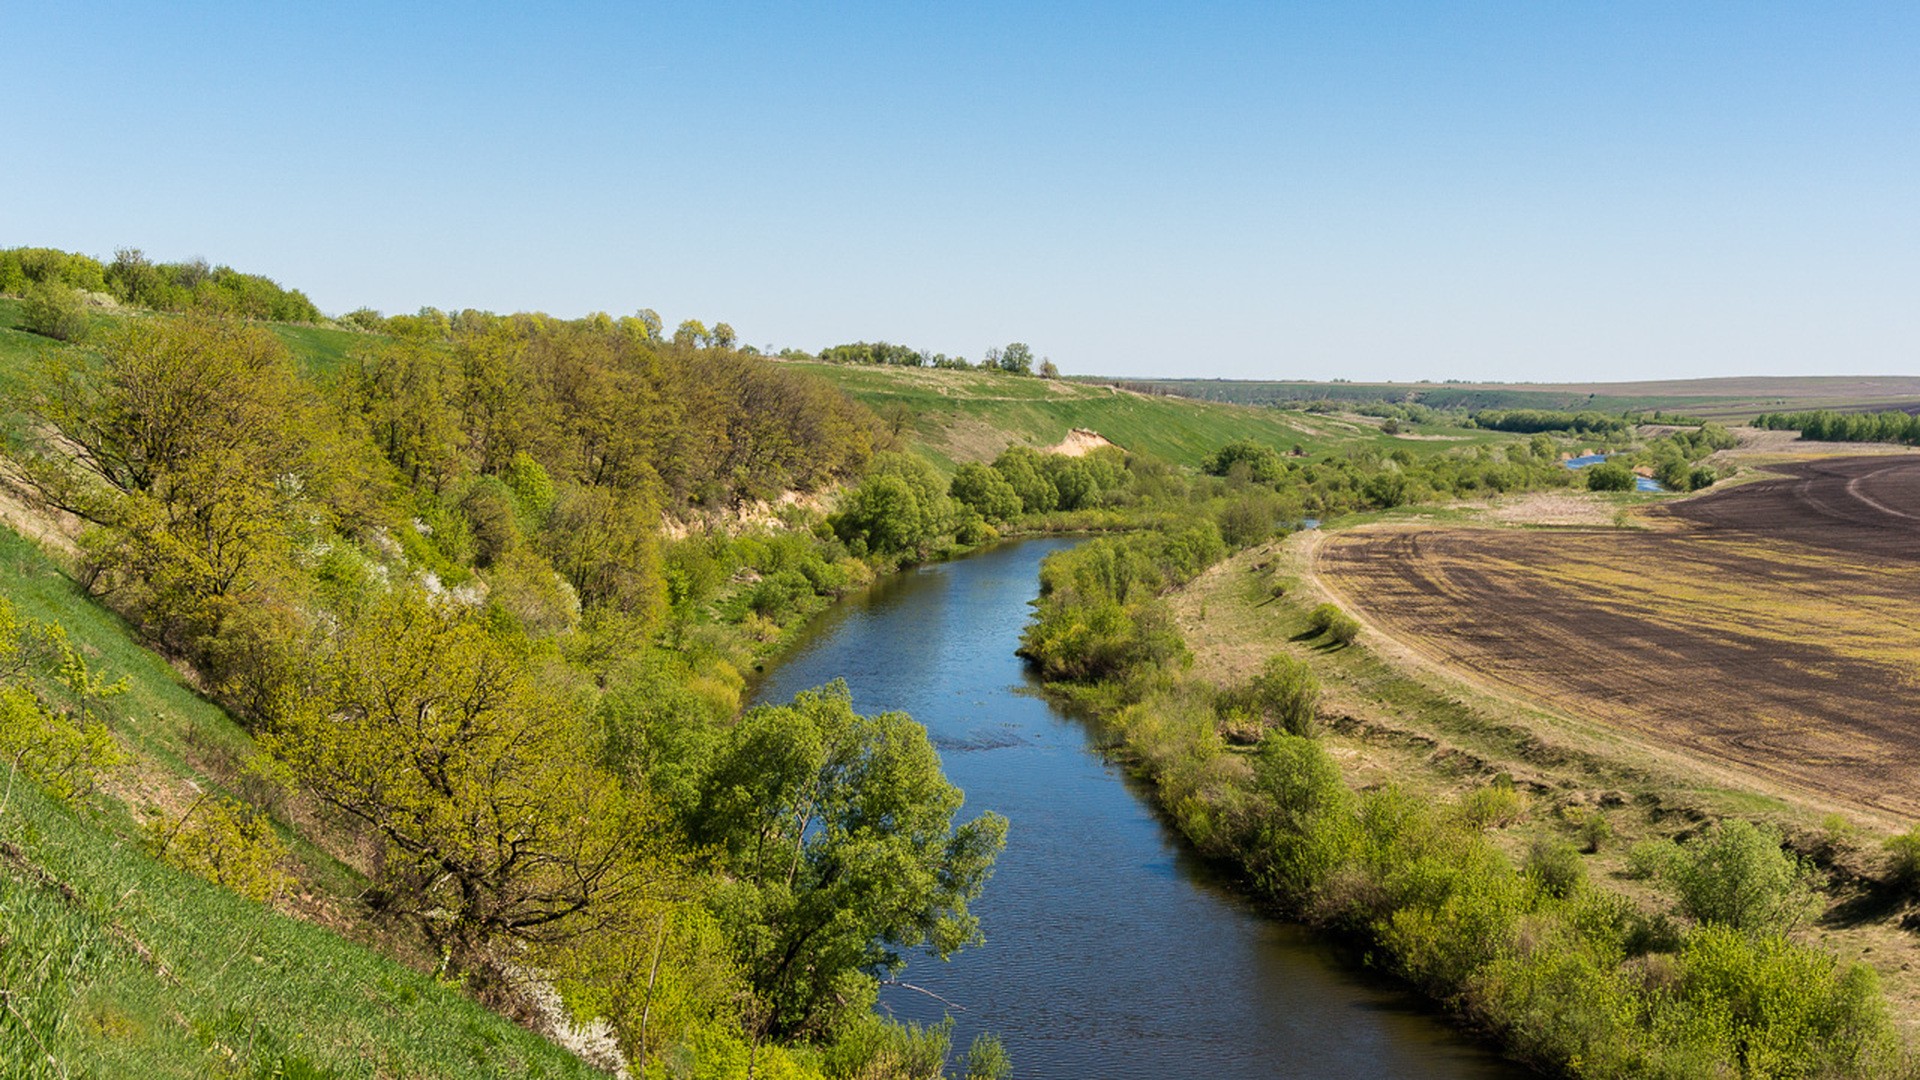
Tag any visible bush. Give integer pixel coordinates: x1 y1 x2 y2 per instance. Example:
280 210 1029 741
949 462 1023 523
0 602 126 801
1578 811 1611 854
1249 733 1358 904
1652 820 1819 934
1305 599 1367 641
19 280 91 342
1216 494 1278 548
1525 836 1586 899
747 568 815 622
1884 825 1920 890
1306 603 1361 646
1248 654 1318 737
1585 462 1634 491
146 795 293 903
1306 603 1340 634
1675 925 1898 1076
1461 776 1527 829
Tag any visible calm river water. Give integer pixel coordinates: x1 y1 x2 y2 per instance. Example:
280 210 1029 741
752 539 1524 1079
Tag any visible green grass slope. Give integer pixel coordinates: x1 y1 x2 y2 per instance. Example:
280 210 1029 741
0 520 602 1077
787 361 1513 471
2 778 601 1079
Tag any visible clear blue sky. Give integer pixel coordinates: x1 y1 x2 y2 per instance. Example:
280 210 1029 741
6 2 1917 380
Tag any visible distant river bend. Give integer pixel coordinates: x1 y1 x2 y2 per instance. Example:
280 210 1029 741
753 539 1524 1079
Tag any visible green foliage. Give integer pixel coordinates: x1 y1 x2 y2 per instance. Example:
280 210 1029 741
0 598 125 802
818 340 930 367
1042 455 1097 510
1247 654 1319 737
990 446 1058 513
1214 491 1281 547
1306 603 1341 635
1471 409 1631 436
963 1034 1012 1080
1673 925 1898 1077
831 452 952 558
1579 811 1612 854
1584 461 1635 491
1305 602 1360 646
948 462 1023 523
1885 825 1920 890
145 794 292 903
1459 776 1527 830
992 342 1034 375
1638 820 1819 935
265 587 663 976
688 684 1007 1040
0 246 110 295
1202 439 1287 483
1759 407 1920 446
1247 734 1357 903
19 280 91 342
1018 525 1224 682
1524 836 1585 900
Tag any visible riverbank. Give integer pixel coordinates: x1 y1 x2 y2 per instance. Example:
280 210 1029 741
751 538 1522 1079
1020 519 1911 1077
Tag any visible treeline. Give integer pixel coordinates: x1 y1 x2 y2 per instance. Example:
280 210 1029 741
1020 522 1904 1078
1199 436 1578 515
1469 409 1633 436
1757 409 1920 446
13 310 1013 1077
811 340 1049 376
0 246 321 326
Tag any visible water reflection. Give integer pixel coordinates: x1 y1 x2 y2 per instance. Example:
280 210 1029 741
753 540 1523 1079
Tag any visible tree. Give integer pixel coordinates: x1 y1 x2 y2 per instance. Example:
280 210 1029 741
22 316 356 665
831 452 951 557
1585 462 1634 491
997 342 1034 375
265 587 668 982
1038 359 1060 379
674 319 710 348
689 684 1006 1039
1202 440 1286 484
27 315 310 507
1044 456 1097 510
709 322 737 350
990 446 1058 513
949 463 1022 523
345 340 467 490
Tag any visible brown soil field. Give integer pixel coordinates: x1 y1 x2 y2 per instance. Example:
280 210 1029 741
1316 456 1920 821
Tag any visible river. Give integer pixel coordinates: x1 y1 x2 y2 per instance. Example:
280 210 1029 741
752 539 1524 1079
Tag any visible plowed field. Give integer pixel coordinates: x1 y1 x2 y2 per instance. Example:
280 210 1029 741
1317 456 1920 818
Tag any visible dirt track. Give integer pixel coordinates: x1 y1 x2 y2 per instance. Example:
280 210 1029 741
1317 455 1920 819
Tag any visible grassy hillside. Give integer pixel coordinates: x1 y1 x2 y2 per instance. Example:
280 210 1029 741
787 361 1515 471
0 297 369 389
0 297 612 1076
0 527 603 1078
